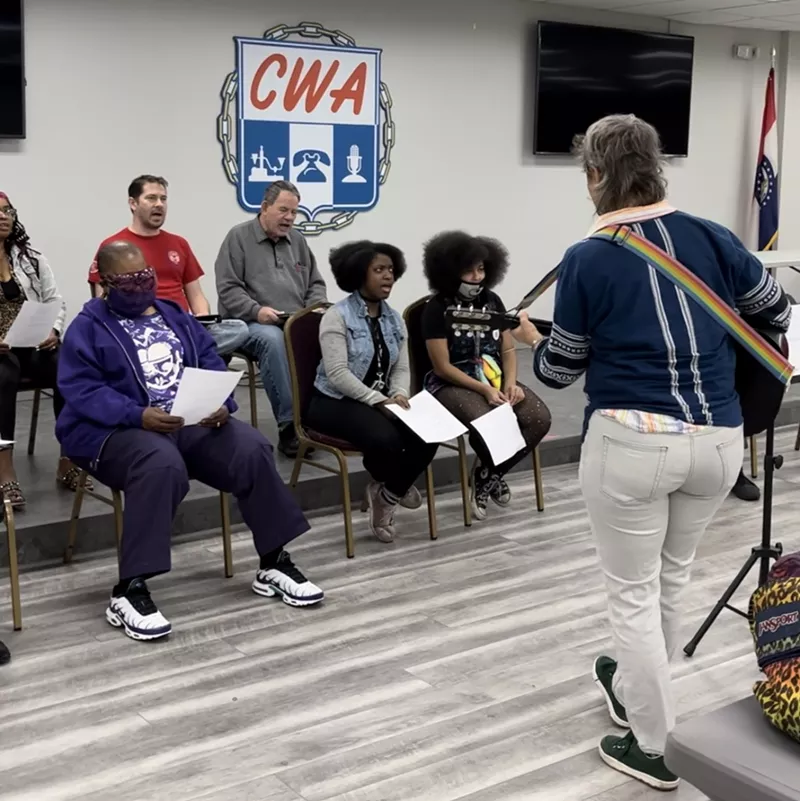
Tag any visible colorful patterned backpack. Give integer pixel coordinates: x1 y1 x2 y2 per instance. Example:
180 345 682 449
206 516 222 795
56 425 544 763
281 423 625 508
749 552 800 743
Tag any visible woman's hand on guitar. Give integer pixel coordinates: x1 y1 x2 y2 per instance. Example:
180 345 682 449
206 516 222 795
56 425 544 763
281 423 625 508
483 386 508 406
511 312 543 347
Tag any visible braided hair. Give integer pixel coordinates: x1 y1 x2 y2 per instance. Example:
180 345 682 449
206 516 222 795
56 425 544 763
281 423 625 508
0 193 40 275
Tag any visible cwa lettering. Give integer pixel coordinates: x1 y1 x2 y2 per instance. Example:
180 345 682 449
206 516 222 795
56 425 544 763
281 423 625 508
250 55 368 115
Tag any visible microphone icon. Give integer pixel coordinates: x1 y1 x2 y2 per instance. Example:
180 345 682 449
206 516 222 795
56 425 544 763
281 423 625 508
342 144 367 184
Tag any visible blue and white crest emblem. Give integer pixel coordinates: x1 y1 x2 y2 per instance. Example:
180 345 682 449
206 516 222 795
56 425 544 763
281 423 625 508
217 22 395 235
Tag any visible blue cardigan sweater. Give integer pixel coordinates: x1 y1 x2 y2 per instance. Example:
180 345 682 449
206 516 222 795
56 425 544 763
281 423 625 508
533 210 791 434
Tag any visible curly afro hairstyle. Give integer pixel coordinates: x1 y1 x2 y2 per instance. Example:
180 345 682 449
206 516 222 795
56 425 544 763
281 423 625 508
329 240 407 293
423 230 509 296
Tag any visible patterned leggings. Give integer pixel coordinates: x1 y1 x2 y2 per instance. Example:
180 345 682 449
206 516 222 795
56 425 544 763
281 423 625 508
436 382 551 475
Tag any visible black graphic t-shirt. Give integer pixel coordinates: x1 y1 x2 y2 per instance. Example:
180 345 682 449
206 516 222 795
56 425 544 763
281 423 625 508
420 289 506 392
363 314 391 392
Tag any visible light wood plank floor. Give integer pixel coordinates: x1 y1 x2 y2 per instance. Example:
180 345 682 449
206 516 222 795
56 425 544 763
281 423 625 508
2 429 799 801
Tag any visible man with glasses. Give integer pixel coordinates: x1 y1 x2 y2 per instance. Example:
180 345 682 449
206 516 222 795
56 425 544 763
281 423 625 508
88 175 249 355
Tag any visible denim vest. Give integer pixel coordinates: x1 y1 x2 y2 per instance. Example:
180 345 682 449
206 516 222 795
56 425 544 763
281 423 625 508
315 292 405 399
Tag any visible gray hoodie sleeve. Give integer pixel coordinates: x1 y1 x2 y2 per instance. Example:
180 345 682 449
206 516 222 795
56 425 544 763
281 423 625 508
319 307 387 406
388 320 410 398
214 227 261 323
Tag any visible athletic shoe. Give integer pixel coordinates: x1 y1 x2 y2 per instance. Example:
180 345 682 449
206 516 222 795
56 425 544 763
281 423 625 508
366 480 397 543
399 486 422 510
599 731 680 791
593 656 629 727
470 461 496 520
106 578 172 641
490 476 511 506
731 469 760 502
252 550 324 607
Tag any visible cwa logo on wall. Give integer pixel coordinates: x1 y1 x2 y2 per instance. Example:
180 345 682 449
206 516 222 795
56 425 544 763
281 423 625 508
217 22 395 236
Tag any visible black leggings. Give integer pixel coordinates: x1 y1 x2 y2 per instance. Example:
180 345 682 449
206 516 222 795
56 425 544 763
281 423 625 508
0 348 64 442
435 382 551 476
306 391 439 497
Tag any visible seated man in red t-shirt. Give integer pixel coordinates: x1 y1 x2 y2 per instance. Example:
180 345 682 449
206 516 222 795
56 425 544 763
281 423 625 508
88 175 248 356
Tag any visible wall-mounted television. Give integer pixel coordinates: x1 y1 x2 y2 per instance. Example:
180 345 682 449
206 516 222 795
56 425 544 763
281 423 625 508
0 0 25 139
534 21 694 157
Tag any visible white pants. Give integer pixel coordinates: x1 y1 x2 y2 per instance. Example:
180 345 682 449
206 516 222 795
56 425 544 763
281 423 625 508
579 413 743 755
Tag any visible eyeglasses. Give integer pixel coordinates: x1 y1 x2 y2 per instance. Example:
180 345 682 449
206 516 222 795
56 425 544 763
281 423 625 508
0 207 17 220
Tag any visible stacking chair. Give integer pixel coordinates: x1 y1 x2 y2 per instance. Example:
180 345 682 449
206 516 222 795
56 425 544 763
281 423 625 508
284 303 438 558
403 296 545 528
64 470 234 579
3 498 20 631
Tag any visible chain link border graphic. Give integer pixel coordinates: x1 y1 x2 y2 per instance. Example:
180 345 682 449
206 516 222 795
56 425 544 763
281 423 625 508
216 21 395 235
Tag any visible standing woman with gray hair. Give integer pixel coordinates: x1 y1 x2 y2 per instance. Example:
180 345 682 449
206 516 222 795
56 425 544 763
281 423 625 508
512 115 790 790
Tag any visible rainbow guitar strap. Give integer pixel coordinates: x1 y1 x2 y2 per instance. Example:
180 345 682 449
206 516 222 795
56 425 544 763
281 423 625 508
592 225 794 385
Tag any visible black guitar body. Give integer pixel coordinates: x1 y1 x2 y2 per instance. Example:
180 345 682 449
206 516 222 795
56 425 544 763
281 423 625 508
735 329 789 438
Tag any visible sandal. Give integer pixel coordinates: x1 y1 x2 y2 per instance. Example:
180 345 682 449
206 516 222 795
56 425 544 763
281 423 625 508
57 466 94 493
0 480 26 509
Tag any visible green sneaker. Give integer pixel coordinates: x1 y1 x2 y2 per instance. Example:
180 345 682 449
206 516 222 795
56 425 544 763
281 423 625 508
593 656 629 728
599 731 680 791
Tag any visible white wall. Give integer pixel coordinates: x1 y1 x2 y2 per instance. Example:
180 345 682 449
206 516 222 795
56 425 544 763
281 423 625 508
0 0 789 322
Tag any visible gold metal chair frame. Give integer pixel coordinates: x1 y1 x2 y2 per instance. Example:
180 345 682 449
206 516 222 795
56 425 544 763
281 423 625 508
4 498 20 631
284 303 438 559
229 351 259 429
64 470 234 579
402 297 545 528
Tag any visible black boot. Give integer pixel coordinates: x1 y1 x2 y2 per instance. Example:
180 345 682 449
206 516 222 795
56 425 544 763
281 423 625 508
732 469 760 502
278 425 300 458
0 639 10 665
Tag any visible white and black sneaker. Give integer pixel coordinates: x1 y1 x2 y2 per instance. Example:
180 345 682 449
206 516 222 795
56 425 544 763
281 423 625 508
106 578 172 641
490 476 512 506
470 460 497 521
252 550 324 607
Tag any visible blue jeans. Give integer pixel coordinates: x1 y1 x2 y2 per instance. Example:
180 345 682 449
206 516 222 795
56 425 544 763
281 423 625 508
208 320 249 356
243 322 293 427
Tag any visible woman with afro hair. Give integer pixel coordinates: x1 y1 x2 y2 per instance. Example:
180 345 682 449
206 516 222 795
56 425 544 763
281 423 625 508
421 230 551 520
0 192 86 508
307 241 439 544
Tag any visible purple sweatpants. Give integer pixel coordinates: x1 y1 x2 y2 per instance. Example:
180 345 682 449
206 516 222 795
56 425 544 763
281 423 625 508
84 418 310 580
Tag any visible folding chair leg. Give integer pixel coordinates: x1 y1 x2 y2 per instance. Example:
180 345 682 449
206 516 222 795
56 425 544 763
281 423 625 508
64 470 88 564
457 436 472 527
248 361 258 429
27 389 41 456
113 491 124 563
533 447 545 513
5 499 21 631
795 422 800 452
750 435 758 479
425 465 438 541
289 442 308 489
333 450 355 558
220 492 233 578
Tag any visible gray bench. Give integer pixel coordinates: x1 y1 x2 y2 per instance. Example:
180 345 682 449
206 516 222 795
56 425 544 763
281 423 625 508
665 695 799 801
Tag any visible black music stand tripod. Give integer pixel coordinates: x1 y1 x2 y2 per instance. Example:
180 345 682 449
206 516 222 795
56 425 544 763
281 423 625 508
683 422 784 657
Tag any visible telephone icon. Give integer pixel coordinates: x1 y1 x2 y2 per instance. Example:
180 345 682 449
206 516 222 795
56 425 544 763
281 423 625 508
293 149 331 183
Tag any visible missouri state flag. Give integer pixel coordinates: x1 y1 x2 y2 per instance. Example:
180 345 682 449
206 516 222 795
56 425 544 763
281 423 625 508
753 66 779 251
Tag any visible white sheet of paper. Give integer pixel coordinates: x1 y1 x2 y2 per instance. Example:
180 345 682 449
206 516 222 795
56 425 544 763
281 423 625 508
3 301 62 348
471 402 527 465
0 440 13 447
787 304 800 375
387 390 468 443
170 368 243 426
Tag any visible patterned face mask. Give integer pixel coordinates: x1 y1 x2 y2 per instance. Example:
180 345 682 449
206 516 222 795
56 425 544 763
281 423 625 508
104 266 157 318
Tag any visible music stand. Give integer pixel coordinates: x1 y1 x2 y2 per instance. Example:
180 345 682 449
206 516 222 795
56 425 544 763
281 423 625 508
683 421 784 656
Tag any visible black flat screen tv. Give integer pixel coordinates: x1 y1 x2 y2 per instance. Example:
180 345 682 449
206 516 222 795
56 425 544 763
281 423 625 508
534 21 694 157
0 0 25 139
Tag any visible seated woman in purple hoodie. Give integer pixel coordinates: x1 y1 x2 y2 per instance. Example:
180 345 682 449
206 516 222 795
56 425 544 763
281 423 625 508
56 240 323 642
